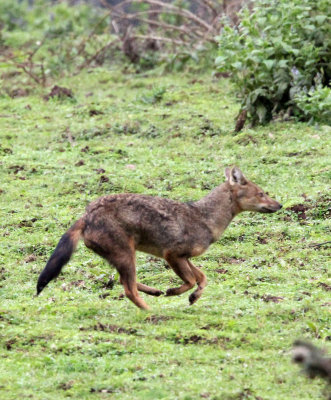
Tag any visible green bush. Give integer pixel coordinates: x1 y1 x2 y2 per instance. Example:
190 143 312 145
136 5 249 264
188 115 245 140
0 0 106 34
0 0 27 31
216 0 331 127
0 0 110 82
295 85 331 125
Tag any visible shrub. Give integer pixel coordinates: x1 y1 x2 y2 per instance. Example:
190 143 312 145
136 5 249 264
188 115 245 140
295 85 331 125
0 0 106 34
0 0 110 84
216 0 331 128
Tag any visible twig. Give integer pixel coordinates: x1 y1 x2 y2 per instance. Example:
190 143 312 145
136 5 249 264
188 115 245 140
109 0 213 32
196 0 220 17
195 14 221 45
28 33 49 61
75 11 112 58
112 12 199 40
40 61 46 87
16 62 43 86
132 35 187 46
111 19 120 35
100 0 222 51
65 127 75 147
75 38 120 72
308 241 331 248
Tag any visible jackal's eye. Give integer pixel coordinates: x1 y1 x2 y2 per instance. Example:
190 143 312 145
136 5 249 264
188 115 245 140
258 192 264 198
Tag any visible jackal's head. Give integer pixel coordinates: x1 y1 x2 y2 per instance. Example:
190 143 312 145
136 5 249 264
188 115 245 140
225 167 282 214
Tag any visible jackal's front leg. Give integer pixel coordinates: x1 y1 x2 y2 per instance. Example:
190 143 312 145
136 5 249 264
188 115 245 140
187 260 207 305
164 255 196 297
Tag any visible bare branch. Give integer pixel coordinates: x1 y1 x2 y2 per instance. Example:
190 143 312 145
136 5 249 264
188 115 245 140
308 241 331 248
16 63 43 86
196 0 220 17
75 11 112 57
109 0 214 32
76 38 120 72
132 34 187 46
112 12 200 40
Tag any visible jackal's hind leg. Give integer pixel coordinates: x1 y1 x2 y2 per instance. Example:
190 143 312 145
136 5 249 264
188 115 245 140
84 229 149 310
116 264 150 310
164 255 196 296
137 282 163 296
187 260 207 305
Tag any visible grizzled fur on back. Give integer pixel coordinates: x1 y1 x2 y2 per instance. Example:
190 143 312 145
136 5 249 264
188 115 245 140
84 193 219 259
36 167 282 310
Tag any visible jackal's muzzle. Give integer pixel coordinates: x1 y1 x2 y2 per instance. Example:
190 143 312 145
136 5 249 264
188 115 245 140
260 203 282 213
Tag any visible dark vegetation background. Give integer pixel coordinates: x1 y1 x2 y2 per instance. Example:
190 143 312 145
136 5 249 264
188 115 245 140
1 0 329 128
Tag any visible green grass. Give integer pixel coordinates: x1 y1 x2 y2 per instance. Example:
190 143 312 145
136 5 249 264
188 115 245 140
0 68 330 400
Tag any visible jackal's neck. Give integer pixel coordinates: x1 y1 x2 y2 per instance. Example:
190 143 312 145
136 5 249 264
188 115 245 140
194 182 239 241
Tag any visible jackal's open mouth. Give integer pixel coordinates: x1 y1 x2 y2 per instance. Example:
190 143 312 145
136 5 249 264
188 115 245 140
260 206 277 213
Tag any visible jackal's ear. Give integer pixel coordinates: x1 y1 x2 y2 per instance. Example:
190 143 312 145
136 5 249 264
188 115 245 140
224 167 232 181
225 166 247 185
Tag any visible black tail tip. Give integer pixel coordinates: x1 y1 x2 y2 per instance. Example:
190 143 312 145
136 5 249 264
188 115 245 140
36 283 45 296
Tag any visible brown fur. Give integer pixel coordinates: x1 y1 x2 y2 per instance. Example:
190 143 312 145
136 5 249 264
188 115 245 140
37 167 282 309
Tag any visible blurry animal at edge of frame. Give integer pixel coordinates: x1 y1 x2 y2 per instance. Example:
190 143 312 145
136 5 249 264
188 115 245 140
292 340 331 399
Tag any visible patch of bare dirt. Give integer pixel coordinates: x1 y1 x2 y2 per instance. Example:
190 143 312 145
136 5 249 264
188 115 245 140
286 204 308 220
99 175 109 183
0 145 13 155
216 268 228 274
44 85 74 101
172 334 230 346
61 280 87 291
260 294 284 303
201 323 223 330
18 218 37 227
99 292 111 299
58 381 74 391
8 165 25 174
235 134 258 146
75 160 85 167
95 168 106 174
92 322 137 335
0 268 6 281
145 315 172 324
286 196 330 222
318 282 331 292
89 109 104 116
257 235 268 244
24 254 37 263
9 88 30 98
228 388 264 400
5 338 17 350
228 257 245 264
90 387 115 394
244 291 284 303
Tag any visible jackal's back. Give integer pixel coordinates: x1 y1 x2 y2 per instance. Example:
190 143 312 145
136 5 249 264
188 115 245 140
84 193 213 257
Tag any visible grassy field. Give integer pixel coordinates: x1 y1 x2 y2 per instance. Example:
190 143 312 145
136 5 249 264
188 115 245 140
0 68 330 400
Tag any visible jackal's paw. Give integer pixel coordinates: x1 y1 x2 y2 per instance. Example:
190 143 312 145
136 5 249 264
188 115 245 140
151 290 164 297
165 288 177 296
189 292 199 305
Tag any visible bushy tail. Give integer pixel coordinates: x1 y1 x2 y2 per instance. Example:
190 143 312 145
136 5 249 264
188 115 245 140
37 219 85 295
